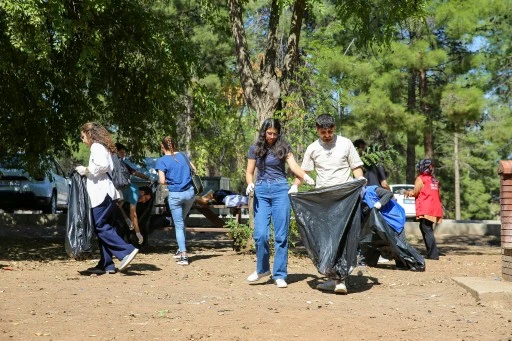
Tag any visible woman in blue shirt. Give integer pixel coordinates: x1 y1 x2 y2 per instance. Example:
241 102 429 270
245 118 314 288
155 136 196 266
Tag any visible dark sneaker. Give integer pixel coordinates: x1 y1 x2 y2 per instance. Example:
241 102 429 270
173 250 182 260
177 255 189 266
86 266 116 275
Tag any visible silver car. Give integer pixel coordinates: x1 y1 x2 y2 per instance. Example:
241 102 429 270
0 157 69 213
389 184 416 219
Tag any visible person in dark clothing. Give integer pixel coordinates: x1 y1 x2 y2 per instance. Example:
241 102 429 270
115 143 151 245
353 139 390 190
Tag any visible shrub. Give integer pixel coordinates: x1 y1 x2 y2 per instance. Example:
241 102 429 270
225 219 253 252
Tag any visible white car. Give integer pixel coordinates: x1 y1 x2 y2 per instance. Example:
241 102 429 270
390 184 416 219
0 156 69 214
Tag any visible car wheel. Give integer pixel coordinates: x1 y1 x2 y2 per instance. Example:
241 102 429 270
43 192 57 214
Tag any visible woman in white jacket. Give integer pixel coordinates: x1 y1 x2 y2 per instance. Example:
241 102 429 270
76 122 138 274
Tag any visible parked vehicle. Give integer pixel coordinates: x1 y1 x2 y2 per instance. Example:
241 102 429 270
389 184 416 219
123 157 159 188
0 156 69 213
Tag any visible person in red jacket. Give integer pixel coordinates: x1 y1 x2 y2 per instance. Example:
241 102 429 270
405 159 443 260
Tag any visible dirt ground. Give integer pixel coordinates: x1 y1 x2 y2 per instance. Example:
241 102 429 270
1 223 511 341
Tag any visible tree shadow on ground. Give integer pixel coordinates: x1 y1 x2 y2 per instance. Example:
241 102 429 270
76 263 162 277
0 227 236 262
411 235 501 256
0 239 69 261
0 222 501 262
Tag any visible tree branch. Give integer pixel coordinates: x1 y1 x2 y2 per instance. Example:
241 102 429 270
282 0 306 85
228 0 256 109
263 0 280 77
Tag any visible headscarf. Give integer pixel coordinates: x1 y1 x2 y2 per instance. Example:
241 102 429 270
417 159 433 175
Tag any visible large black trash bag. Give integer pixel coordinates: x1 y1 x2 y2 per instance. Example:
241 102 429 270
290 180 365 279
359 209 425 271
65 172 96 260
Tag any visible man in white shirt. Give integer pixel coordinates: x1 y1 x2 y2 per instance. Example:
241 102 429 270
290 114 365 294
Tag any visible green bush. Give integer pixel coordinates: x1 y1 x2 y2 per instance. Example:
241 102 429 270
225 219 253 252
226 211 302 254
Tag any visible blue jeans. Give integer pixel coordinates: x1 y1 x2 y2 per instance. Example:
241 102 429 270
168 186 195 252
253 179 290 279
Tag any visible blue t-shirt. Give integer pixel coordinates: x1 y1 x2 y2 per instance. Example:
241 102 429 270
155 152 193 192
248 145 287 181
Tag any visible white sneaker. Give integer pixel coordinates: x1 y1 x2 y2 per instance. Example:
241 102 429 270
334 280 348 294
378 256 390 264
316 279 336 291
118 248 138 272
275 278 287 288
247 271 271 282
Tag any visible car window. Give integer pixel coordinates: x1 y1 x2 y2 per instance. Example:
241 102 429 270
0 156 22 168
53 160 65 177
391 185 414 195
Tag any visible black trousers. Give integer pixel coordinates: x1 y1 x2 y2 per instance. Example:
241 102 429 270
419 218 439 260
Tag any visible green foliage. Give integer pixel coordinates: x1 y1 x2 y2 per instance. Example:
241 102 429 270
288 217 301 250
0 0 510 222
226 219 253 252
360 145 399 169
0 0 195 166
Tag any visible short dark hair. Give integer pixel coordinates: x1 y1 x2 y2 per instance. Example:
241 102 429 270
139 186 151 196
316 114 335 129
353 139 367 149
115 143 127 152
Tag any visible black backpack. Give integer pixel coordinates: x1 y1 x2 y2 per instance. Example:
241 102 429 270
109 153 131 190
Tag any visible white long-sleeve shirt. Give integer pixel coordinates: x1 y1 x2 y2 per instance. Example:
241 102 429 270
85 143 120 207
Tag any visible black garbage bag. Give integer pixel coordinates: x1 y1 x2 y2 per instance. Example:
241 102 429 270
359 208 425 271
290 180 365 279
65 172 96 260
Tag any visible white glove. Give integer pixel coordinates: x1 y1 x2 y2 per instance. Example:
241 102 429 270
303 174 315 186
245 183 255 195
373 201 382 210
288 184 298 194
75 166 87 176
136 232 143 244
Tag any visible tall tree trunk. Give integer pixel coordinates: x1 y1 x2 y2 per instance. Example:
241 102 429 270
228 0 305 125
406 70 417 183
181 87 193 156
454 130 461 220
419 69 433 159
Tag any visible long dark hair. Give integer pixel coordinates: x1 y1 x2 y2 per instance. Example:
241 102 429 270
254 118 290 159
